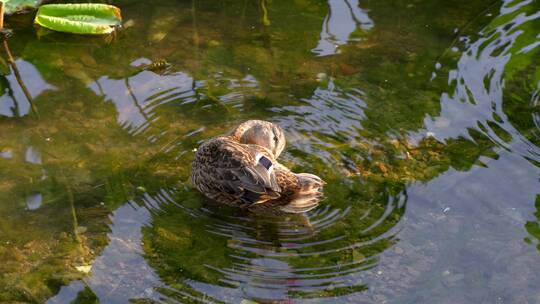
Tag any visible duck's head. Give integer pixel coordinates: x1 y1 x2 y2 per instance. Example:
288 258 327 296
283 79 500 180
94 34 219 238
232 120 286 157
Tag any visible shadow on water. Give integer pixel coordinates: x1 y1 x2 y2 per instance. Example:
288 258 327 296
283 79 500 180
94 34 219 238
1 0 540 303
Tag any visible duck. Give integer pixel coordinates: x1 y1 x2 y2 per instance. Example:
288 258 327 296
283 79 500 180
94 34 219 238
191 120 324 214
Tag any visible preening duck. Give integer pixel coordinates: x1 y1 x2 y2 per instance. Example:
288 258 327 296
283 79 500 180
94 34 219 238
191 120 324 214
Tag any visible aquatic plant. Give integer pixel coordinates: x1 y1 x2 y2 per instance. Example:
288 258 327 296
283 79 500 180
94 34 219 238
34 4 122 35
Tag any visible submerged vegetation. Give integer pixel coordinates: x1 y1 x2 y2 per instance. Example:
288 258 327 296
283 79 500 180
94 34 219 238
0 0 539 302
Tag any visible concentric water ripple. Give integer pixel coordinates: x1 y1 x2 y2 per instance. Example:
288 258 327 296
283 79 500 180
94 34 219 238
139 183 405 302
49 182 404 303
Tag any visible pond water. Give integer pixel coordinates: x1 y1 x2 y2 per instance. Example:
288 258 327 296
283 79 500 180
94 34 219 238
1 0 539 303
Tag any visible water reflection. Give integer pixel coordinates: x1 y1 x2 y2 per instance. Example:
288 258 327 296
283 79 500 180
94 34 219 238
24 146 42 164
90 65 262 138
90 69 197 136
313 0 373 56
382 0 540 301
25 192 42 210
1 0 539 302
0 148 13 159
272 79 366 166
425 0 540 160
144 183 404 302
44 175 404 303
0 59 55 117
80 63 404 302
525 195 540 251
47 201 163 303
421 0 540 250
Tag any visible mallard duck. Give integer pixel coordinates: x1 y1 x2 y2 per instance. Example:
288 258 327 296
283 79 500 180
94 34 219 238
191 120 324 213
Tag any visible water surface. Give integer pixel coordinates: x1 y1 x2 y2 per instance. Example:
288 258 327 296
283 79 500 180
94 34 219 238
1 0 539 303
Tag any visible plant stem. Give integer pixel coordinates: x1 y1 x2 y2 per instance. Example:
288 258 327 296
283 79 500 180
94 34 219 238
66 181 82 244
3 41 38 116
0 2 4 29
0 2 39 116
259 0 270 27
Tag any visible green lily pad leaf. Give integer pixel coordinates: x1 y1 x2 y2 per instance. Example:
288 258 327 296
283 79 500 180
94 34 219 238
34 4 122 35
3 0 43 15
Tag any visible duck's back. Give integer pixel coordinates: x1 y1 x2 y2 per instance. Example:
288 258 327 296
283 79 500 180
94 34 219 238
191 137 282 206
192 137 324 213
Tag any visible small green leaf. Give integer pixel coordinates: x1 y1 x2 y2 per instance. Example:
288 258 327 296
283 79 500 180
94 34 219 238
34 4 122 35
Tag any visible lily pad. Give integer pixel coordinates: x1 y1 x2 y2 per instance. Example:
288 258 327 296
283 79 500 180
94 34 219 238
3 0 42 15
34 4 122 35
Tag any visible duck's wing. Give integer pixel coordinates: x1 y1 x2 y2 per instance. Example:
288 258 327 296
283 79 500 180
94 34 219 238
213 141 281 204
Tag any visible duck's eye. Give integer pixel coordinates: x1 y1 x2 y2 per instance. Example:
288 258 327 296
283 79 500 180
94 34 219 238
273 136 278 142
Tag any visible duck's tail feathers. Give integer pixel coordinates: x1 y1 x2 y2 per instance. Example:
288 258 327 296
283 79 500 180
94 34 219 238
280 173 325 213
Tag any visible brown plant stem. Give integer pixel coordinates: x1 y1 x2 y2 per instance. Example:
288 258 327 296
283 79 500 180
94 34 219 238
3 41 38 115
0 2 4 29
0 1 38 116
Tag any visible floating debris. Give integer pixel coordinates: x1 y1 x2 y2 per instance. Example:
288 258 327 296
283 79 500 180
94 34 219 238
75 265 92 274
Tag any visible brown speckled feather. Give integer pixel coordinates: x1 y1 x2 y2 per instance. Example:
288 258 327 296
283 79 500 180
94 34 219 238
191 121 324 214
191 136 283 207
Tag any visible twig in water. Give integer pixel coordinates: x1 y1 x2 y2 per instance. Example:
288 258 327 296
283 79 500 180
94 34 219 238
0 1 39 116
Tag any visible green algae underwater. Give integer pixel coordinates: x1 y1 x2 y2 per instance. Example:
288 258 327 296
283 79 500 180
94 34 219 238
1 0 540 303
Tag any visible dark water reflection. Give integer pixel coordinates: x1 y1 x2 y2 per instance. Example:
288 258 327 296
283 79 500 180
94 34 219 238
425 0 540 158
312 0 374 56
0 59 55 117
1 0 540 303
